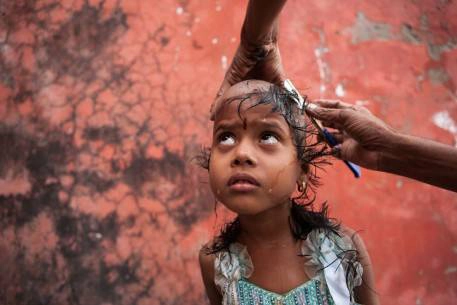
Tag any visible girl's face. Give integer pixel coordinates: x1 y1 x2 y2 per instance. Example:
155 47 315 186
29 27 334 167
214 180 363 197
209 80 302 216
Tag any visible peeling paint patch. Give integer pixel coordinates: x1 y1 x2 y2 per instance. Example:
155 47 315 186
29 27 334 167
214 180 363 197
401 24 422 44
355 100 370 106
428 68 450 85
427 39 457 61
313 28 331 96
349 12 393 44
445 266 457 275
432 111 457 134
432 111 457 146
347 12 457 60
335 83 345 97
221 55 228 70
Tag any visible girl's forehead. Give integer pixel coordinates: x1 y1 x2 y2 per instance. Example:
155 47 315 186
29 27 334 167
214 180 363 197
213 99 290 131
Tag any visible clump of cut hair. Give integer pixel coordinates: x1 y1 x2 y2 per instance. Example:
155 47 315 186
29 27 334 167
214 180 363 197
196 82 339 254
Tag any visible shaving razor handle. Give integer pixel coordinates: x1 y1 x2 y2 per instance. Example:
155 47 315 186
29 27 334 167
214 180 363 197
344 160 361 178
322 129 361 178
322 128 338 146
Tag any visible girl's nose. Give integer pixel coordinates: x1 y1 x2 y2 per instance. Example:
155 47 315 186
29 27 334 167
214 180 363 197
231 141 257 167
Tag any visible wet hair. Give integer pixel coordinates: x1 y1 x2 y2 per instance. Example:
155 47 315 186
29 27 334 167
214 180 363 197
196 82 340 254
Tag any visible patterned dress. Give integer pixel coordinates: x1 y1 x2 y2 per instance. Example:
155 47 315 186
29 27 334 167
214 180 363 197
214 229 363 305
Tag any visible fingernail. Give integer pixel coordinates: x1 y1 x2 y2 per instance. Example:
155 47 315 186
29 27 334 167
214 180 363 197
306 104 320 115
306 103 318 111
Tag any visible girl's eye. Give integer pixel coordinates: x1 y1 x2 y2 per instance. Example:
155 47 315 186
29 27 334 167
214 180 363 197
218 132 236 145
260 132 279 144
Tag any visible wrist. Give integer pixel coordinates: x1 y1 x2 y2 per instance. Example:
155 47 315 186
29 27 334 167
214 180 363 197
376 130 407 172
240 18 278 47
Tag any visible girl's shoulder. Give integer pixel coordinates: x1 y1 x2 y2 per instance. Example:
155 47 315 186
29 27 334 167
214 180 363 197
198 241 218 275
199 242 223 304
333 226 379 305
302 225 367 270
303 225 365 252
199 239 251 279
336 225 371 266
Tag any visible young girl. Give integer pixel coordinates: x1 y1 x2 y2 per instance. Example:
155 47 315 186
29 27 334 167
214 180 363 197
198 79 379 305
199 1 378 304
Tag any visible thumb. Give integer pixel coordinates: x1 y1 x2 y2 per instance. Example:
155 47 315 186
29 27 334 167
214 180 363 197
306 104 344 125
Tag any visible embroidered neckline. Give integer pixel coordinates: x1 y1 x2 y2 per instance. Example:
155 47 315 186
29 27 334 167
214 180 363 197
239 275 321 298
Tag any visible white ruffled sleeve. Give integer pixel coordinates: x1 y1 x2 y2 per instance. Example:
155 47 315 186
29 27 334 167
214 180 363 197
301 229 363 305
214 243 254 305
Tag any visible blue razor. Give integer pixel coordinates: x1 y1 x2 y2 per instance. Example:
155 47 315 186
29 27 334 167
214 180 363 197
321 128 361 178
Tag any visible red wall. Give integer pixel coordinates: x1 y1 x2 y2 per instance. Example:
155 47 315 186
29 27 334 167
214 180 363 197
0 0 456 304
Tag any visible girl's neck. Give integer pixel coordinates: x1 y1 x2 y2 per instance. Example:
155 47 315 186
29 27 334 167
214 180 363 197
238 201 294 246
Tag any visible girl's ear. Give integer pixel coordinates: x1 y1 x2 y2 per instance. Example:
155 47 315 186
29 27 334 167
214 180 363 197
297 172 309 193
300 162 310 174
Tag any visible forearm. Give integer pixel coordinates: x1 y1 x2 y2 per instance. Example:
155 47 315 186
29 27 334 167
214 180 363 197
379 133 457 192
242 0 287 45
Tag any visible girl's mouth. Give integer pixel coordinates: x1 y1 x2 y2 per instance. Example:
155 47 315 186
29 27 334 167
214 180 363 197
228 181 259 192
227 173 260 192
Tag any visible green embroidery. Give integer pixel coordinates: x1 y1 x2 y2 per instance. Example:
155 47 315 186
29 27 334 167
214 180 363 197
237 277 336 305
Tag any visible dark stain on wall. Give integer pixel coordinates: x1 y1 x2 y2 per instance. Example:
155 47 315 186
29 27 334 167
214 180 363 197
0 1 212 304
83 125 122 144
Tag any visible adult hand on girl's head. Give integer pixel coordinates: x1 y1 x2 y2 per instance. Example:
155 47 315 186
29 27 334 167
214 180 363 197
210 26 285 120
306 99 398 170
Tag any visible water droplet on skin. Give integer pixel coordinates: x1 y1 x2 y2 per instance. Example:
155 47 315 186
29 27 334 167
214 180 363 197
268 188 272 193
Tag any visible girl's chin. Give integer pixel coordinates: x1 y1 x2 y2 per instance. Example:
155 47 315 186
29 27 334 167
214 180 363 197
220 199 279 216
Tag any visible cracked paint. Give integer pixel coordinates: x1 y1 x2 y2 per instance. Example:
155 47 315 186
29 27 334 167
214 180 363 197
1 0 456 305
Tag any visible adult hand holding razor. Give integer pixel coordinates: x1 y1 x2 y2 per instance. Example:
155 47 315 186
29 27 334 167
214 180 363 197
306 100 457 192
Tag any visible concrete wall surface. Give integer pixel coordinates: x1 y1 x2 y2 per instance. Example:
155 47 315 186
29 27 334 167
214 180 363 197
0 0 456 304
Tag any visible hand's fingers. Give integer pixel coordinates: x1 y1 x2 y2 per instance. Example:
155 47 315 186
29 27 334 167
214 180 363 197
306 106 346 125
330 145 342 159
326 131 345 144
331 141 352 160
312 99 354 109
272 69 286 87
224 46 258 84
320 120 342 130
